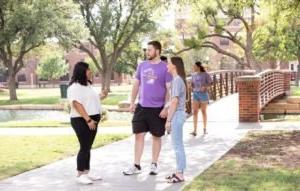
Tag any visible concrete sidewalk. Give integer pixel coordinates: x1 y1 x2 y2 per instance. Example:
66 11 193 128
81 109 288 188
0 127 132 136
0 94 299 191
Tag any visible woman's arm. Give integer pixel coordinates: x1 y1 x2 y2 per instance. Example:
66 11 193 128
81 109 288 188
73 101 97 130
165 97 179 133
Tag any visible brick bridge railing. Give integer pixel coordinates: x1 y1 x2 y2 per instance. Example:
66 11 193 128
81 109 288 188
236 70 291 122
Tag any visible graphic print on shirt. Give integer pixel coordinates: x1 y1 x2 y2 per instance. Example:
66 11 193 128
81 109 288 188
142 68 158 85
194 75 202 89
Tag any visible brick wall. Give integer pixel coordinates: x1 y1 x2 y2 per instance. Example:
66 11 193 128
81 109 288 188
236 76 261 122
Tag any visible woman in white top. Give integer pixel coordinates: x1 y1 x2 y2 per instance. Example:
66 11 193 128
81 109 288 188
67 62 108 185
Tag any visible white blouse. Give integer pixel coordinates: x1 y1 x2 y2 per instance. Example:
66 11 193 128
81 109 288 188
67 83 102 118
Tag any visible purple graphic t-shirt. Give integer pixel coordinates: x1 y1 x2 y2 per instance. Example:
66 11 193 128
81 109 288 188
191 72 212 92
135 61 172 108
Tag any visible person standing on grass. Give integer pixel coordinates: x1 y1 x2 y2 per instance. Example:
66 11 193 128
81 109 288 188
165 56 188 183
190 61 212 136
67 62 108 185
123 41 172 176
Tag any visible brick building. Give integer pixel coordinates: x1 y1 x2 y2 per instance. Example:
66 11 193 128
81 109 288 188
0 46 132 87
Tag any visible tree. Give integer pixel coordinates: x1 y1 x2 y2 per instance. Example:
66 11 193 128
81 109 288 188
114 42 141 76
182 0 263 71
252 4 290 69
275 0 300 85
254 0 300 78
36 56 68 82
72 0 165 91
0 0 83 100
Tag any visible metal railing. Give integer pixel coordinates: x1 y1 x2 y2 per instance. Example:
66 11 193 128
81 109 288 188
186 70 255 114
207 70 255 101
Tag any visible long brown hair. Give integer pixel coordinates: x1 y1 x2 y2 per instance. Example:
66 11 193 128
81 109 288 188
170 57 189 109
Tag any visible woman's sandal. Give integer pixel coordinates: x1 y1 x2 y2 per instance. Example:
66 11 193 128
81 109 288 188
167 174 185 183
203 128 208 135
165 173 176 179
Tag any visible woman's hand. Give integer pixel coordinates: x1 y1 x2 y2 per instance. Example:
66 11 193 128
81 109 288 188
200 86 207 92
159 108 168 118
165 121 171 134
87 119 97 130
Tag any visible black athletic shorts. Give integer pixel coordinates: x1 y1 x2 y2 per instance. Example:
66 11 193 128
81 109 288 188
132 104 166 137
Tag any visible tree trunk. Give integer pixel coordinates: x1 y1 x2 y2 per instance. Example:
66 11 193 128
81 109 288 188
8 71 17 100
105 67 113 91
101 67 113 92
117 73 122 86
245 50 261 72
269 59 277 69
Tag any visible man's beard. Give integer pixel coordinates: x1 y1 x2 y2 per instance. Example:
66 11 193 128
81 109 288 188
147 53 157 60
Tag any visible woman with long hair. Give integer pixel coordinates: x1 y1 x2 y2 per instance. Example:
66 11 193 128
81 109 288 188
165 57 188 183
67 62 108 184
191 61 212 136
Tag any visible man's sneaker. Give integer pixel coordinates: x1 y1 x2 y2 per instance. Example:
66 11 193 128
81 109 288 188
87 173 103 181
149 163 158 175
123 165 142 176
76 174 93 184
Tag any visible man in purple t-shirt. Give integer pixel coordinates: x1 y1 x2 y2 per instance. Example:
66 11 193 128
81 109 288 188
123 41 172 176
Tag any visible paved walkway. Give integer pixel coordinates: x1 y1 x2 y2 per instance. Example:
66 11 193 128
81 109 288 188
0 127 132 135
0 94 299 191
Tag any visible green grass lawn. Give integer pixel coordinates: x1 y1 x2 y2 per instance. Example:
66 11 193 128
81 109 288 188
291 86 300 96
0 87 128 106
101 94 128 105
183 131 300 191
0 134 129 180
0 120 131 128
0 88 61 105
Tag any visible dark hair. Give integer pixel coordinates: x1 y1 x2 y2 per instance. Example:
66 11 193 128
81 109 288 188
160 55 167 62
195 61 206 72
69 62 91 86
170 57 188 108
148 41 162 54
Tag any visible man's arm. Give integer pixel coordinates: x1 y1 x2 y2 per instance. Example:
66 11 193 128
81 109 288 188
129 79 140 112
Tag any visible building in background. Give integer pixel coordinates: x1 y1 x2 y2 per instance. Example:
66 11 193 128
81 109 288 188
0 45 132 88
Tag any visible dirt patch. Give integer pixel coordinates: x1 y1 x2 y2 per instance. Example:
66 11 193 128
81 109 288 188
226 131 300 169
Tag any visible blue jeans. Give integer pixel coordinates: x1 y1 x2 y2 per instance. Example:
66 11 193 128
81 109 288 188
171 110 186 172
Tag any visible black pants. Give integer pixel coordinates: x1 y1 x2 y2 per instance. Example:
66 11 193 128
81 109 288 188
71 114 101 171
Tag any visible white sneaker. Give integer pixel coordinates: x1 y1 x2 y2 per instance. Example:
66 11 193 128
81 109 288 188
87 174 103 181
76 174 93 184
149 163 158 175
123 165 142 176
